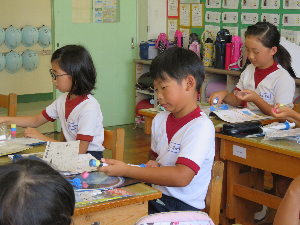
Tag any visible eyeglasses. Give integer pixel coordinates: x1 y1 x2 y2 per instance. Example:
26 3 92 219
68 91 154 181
49 69 69 80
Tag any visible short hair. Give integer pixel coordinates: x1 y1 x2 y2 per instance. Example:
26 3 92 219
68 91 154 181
245 22 291 71
51 45 97 96
150 47 205 91
0 159 75 225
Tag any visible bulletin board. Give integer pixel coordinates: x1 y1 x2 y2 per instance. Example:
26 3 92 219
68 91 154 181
167 0 300 48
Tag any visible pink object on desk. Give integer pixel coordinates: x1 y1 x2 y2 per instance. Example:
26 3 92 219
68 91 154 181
272 108 277 113
81 171 89 179
82 182 89 189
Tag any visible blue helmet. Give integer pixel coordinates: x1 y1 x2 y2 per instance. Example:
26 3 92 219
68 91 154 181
5 51 22 74
22 50 39 72
5 26 22 49
38 25 51 48
22 25 39 47
0 53 5 72
0 27 5 46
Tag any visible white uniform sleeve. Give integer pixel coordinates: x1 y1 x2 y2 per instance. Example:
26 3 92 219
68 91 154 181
273 75 295 105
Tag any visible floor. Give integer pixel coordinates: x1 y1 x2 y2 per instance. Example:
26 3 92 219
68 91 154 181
3 100 277 224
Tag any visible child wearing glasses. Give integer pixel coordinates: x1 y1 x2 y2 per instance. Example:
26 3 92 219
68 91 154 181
0 45 105 160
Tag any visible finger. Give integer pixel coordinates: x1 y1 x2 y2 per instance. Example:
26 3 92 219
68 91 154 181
101 158 116 165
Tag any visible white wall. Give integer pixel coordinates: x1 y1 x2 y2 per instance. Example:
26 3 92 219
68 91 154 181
0 0 53 95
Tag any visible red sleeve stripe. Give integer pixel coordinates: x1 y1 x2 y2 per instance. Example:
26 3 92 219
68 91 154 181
42 110 55 122
176 157 200 174
77 134 93 142
151 150 158 158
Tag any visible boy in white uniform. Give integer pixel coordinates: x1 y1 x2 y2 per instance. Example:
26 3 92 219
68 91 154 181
99 47 215 213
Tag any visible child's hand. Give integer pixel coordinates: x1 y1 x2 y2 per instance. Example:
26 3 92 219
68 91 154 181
270 104 295 119
145 160 159 167
97 158 130 177
208 91 228 105
23 127 45 140
235 89 259 102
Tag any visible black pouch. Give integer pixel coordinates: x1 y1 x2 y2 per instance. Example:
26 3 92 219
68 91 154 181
222 121 263 137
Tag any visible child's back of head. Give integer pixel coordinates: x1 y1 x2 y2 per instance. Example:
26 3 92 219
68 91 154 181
0 159 75 225
245 21 291 71
51 44 97 96
150 47 205 91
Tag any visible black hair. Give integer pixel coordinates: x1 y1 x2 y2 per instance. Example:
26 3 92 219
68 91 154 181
245 22 292 73
51 45 97 96
0 159 75 225
150 47 205 91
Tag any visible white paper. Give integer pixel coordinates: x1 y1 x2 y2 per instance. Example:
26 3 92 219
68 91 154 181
222 0 239 9
8 137 46 146
168 20 178 41
205 11 221 23
43 141 80 172
222 26 238 36
282 14 300 26
191 4 203 27
204 25 220 40
212 108 272 123
168 0 179 17
206 0 221 8
261 0 280 9
241 0 259 8
283 0 300 9
222 12 238 23
233 145 246 159
180 4 191 26
261 13 280 26
241 13 258 24
281 30 300 45
179 27 190 48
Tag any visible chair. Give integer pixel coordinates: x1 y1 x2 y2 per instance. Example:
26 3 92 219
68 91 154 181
0 93 17 117
205 160 224 225
60 128 125 161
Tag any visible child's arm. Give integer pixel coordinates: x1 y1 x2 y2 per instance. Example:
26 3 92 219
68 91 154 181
208 91 243 107
270 106 300 127
0 112 48 128
98 158 195 187
79 140 90 154
274 175 300 225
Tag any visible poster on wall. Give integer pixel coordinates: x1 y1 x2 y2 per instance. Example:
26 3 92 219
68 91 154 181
281 29 300 45
168 19 178 41
222 12 238 23
205 25 220 39
241 0 258 9
179 27 191 48
93 0 117 23
206 0 221 8
260 13 280 26
191 3 203 27
72 0 91 23
222 0 239 9
283 0 300 9
282 14 300 26
180 0 200 2
168 0 179 18
222 26 238 36
241 13 258 24
261 0 280 9
205 11 221 23
180 4 191 26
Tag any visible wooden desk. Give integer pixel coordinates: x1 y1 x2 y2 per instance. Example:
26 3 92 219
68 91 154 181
216 133 300 224
0 144 162 225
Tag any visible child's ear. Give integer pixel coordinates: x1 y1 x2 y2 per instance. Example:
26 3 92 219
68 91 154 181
185 75 195 91
270 46 277 56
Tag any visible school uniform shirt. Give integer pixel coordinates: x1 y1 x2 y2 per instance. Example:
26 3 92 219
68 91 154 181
150 106 215 209
236 62 295 113
42 93 105 152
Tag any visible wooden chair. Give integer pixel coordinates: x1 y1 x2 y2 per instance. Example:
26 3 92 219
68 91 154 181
205 160 225 225
0 93 17 117
60 128 125 161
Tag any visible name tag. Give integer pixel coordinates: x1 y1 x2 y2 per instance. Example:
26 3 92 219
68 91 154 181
259 92 272 100
168 142 180 153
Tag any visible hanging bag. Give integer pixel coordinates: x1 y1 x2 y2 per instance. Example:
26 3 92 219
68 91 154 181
201 31 215 67
228 35 244 70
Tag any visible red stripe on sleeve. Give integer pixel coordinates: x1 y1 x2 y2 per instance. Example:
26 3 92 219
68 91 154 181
42 109 55 122
77 134 93 142
151 150 158 158
176 157 200 174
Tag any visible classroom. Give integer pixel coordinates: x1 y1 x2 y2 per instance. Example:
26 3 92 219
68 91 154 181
0 0 300 224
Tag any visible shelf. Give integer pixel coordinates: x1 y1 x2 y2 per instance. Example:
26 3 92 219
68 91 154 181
136 89 155 96
133 59 152 65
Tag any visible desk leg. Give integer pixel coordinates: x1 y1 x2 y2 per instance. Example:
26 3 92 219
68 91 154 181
226 161 264 224
72 202 148 225
144 116 153 135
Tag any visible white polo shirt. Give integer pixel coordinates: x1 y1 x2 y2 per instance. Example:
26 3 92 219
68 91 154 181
151 108 215 209
236 63 295 113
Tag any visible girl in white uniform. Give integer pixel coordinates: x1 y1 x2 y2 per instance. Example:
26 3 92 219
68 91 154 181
0 45 105 159
208 22 295 115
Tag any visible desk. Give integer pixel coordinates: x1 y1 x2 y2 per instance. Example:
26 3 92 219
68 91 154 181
0 144 162 225
216 133 300 224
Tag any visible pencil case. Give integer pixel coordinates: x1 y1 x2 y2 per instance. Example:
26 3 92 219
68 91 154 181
222 121 262 136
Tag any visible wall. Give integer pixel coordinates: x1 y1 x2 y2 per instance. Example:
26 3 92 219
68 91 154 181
0 0 53 96
52 0 137 128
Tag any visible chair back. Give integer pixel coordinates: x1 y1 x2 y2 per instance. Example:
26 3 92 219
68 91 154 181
0 93 17 116
60 128 125 161
205 161 224 225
